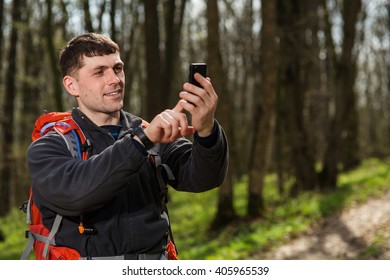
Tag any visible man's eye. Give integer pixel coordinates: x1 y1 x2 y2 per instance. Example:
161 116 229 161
115 67 123 73
95 71 103 76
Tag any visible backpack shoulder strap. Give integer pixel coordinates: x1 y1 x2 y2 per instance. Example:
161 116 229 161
54 119 89 160
145 134 178 256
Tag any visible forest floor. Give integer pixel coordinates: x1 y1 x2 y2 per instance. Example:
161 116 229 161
259 189 390 260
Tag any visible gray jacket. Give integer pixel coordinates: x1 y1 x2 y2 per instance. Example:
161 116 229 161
27 108 228 258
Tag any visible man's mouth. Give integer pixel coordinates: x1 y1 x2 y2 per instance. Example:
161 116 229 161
104 90 121 97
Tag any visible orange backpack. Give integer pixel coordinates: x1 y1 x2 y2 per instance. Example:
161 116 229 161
21 111 88 260
21 111 178 260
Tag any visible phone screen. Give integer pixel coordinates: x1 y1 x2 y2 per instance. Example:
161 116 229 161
189 63 207 88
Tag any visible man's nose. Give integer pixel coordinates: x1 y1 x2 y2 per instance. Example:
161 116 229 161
105 69 120 85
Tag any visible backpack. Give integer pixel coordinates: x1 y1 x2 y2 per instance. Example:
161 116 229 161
21 111 178 260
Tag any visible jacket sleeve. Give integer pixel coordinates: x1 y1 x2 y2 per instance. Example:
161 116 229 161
161 120 229 192
27 132 147 216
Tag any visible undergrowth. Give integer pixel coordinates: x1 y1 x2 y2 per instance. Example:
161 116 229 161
0 157 389 260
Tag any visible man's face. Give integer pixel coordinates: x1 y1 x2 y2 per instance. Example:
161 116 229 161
65 53 125 122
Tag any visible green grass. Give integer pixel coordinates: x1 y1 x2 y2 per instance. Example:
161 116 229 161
0 208 30 260
1 157 390 260
168 157 390 259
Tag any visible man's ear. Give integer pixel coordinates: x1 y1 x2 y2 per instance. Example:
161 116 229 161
63 75 79 97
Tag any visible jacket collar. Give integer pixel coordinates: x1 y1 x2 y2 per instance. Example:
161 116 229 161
71 108 142 137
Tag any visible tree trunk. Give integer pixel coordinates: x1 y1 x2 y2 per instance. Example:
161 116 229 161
0 0 21 216
277 0 318 194
45 0 64 111
162 0 186 107
207 0 237 229
320 0 362 190
110 0 117 42
305 0 325 163
122 1 140 112
17 2 45 205
0 0 4 82
247 0 278 217
387 3 390 152
58 0 70 39
143 0 162 120
339 0 361 171
83 0 94 32
96 0 107 33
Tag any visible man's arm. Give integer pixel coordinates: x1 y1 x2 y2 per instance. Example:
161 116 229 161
27 133 147 216
160 119 228 193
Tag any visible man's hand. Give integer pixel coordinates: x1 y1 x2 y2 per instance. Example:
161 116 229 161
141 73 218 145
142 102 195 144
178 73 218 137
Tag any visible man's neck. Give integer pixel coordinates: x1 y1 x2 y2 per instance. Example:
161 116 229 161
79 108 121 126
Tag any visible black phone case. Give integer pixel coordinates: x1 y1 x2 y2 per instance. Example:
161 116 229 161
189 63 207 88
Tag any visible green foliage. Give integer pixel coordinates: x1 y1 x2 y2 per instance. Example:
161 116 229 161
1 158 389 260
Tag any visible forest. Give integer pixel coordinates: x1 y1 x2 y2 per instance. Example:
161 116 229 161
0 0 389 256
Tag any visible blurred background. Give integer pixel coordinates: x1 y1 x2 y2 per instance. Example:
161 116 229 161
0 0 389 259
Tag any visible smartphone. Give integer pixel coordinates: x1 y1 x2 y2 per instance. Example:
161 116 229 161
189 63 207 88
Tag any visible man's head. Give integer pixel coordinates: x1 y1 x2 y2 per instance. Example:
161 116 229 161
59 33 120 78
61 33 125 125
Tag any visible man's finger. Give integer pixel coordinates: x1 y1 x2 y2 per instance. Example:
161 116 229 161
172 99 187 113
186 126 196 135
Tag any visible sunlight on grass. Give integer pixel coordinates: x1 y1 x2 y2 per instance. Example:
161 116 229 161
169 157 390 259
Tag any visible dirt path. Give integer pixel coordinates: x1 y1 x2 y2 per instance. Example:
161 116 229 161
261 190 390 260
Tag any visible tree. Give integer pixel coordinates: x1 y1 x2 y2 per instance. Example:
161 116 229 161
277 0 319 194
247 0 278 217
387 3 390 152
143 0 162 121
161 0 187 106
110 0 117 41
83 0 94 32
16 1 44 205
207 0 237 229
319 0 362 190
121 0 142 112
44 0 64 111
0 0 21 216
0 0 4 85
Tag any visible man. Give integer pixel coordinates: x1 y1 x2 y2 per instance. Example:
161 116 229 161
26 33 228 260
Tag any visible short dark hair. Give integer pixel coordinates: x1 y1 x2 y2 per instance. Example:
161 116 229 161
59 33 120 77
